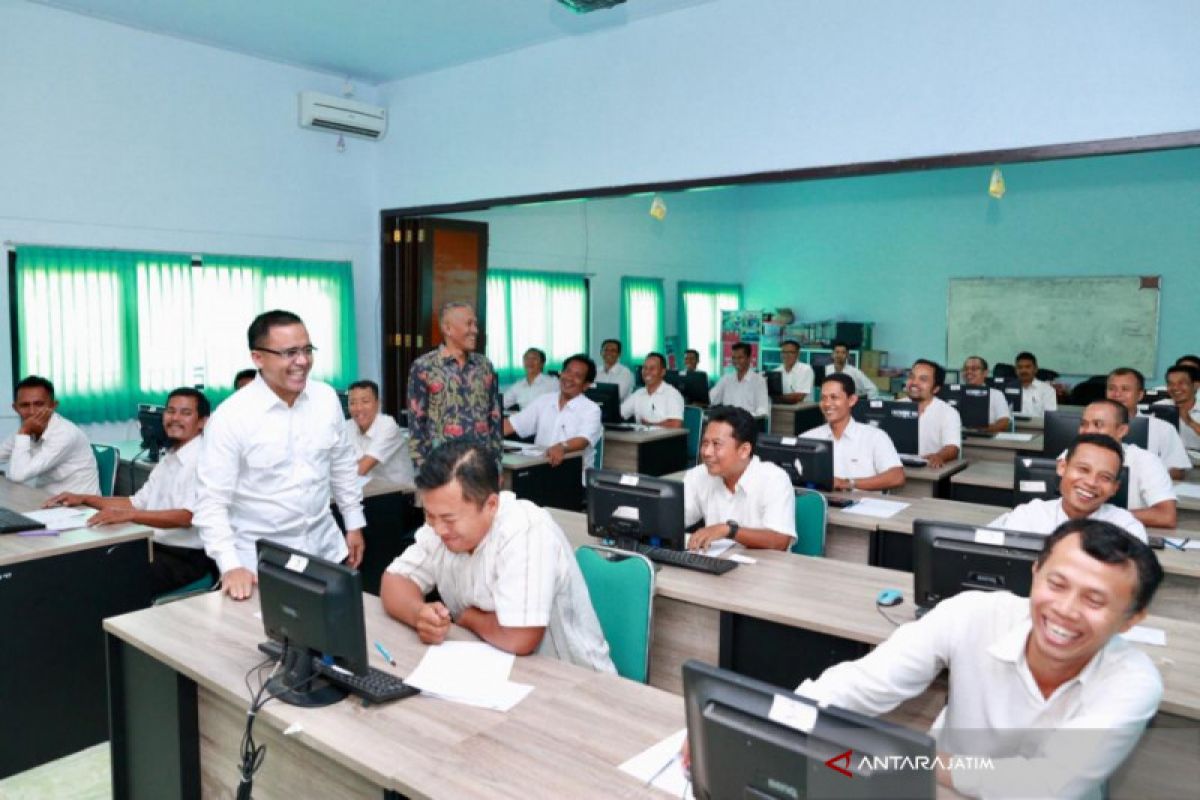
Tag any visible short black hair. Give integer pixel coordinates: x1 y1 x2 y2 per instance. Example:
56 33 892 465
415 441 499 508
14 375 55 401
348 379 380 399
704 405 758 449
685 348 700 360
831 340 849 351
247 309 305 351
1065 432 1125 468
562 353 597 383
601 338 622 354
964 355 989 371
234 368 257 386
912 358 946 390
731 342 752 357
166 387 211 418
643 351 667 370
524 347 547 367
821 373 857 398
780 340 801 351
1109 367 1145 391
1015 351 1038 366
1037 518 1163 614
1086 398 1129 426
1174 354 1200 369
1166 364 1200 383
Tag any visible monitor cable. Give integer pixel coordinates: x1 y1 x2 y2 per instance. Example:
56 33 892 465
236 641 318 800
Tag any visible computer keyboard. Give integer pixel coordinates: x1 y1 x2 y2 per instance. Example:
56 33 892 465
899 455 928 468
603 422 639 431
962 429 995 439
0 507 47 534
257 641 419 704
630 543 738 575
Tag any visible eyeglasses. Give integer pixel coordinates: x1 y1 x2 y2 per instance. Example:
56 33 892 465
255 345 318 361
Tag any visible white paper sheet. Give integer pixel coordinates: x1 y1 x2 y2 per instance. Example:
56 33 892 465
994 432 1036 442
405 641 532 711
1172 482 1200 500
618 728 695 799
728 553 757 564
1120 626 1167 647
691 538 736 558
21 506 96 529
841 498 910 519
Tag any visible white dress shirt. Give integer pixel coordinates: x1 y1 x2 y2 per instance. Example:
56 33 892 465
130 436 203 548
1120 443 1176 511
683 457 796 542
1021 379 1058 417
989 497 1147 543
827 363 879 399
345 412 414 487
387 491 615 673
802 419 903 480
508 391 603 471
1153 398 1200 450
0 412 99 495
193 375 365 575
775 362 814 397
595 362 635 401
620 382 685 424
503 373 559 410
709 371 770 416
917 396 962 457
798 590 1161 800
1142 413 1192 471
985 387 1011 425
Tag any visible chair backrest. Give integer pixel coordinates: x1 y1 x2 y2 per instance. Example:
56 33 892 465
790 487 827 556
575 544 655 683
683 405 704 465
91 443 119 497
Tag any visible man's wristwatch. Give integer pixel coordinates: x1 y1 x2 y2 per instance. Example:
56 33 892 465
726 520 740 540
848 478 857 492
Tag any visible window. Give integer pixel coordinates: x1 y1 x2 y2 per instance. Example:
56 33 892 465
620 277 665 367
679 282 742 374
486 269 588 385
13 246 357 423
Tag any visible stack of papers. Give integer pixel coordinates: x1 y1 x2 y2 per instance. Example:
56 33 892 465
841 498 910 519
994 432 1036 442
404 641 533 712
618 728 694 799
21 506 96 530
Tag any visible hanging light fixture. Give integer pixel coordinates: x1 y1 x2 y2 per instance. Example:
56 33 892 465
988 166 1006 199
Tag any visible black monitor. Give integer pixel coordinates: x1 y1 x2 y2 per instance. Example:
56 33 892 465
683 660 936 800
137 403 170 463
336 390 350 419
666 370 710 405
853 400 919 456
1013 455 1129 509
585 468 685 549
257 540 367 708
585 382 623 424
939 384 991 429
756 435 834 491
1140 403 1179 429
1141 389 1171 405
913 520 1044 615
765 370 783 398
1043 410 1148 456
793 404 825 434
988 377 1023 414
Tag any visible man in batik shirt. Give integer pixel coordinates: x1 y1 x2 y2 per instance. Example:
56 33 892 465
407 302 502 467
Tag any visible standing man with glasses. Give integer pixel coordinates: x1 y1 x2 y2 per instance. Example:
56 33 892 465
194 309 365 600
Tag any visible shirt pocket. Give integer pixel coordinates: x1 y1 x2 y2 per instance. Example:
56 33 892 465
244 441 291 489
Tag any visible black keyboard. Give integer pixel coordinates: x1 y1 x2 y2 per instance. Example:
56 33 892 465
827 497 857 509
631 543 738 575
962 429 995 439
0 507 47 534
603 422 639 431
899 455 928 468
257 641 419 704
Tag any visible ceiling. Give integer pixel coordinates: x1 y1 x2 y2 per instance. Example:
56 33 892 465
31 0 712 84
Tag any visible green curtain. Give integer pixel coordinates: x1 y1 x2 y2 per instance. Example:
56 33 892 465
678 281 742 375
486 269 588 385
619 276 666 367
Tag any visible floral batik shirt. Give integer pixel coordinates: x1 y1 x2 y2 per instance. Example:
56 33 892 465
406 347 502 466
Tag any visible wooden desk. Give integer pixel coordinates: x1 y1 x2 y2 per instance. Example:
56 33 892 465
769 402 821 437
1173 483 1200 527
602 427 688 476
502 448 584 510
105 592 683 799
961 433 1043 463
0 478 153 778
893 459 969 499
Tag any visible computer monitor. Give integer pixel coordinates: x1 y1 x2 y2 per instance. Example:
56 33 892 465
793 404 825 434
853 400 920 456
585 383 623 424
257 540 368 708
913 520 1044 615
988 377 1023 414
683 660 936 800
1043 410 1148 456
137 403 170 463
666 370 710 405
585 468 685 550
1141 389 1171 405
756 435 834 491
1013 455 1129 509
336 390 350 419
765 370 783 399
939 384 991 429
1140 403 1179 429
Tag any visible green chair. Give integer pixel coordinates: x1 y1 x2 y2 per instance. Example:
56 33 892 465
683 405 704 465
790 487 828 556
152 574 216 606
91 443 119 497
575 544 655 683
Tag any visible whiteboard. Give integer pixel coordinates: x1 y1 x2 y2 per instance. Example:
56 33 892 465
947 276 1159 376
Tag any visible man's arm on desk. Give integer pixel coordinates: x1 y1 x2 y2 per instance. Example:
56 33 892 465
456 607 545 655
381 572 452 645
832 466 906 492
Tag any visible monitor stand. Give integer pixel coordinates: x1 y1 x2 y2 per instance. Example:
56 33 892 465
262 642 348 708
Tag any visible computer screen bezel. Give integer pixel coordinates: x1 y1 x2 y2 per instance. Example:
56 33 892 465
756 434 835 491
939 384 991 429
912 519 1044 613
585 382 623 424
585 468 686 549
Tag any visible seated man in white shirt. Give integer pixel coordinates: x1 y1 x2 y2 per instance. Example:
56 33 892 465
0 375 99 495
801 373 905 492
620 352 684 428
709 342 769 417
962 355 1011 434
380 441 615 672
504 353 603 471
905 359 962 468
1077 399 1176 529
774 339 814 402
45 388 215 595
595 338 635 401
1107 366 1192 479
990 434 1148 542
346 379 414 487
826 340 879 399
502 347 559 410
790 518 1163 798
1161 363 1200 450
1015 351 1058 418
684 406 796 552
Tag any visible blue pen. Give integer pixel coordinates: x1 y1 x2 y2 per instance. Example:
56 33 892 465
18 529 61 537
374 641 397 667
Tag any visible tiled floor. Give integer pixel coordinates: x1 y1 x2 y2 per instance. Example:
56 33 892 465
0 744 109 800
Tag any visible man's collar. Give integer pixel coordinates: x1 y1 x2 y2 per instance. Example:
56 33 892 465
989 613 1110 689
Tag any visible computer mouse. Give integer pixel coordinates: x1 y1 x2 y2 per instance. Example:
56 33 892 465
876 588 903 607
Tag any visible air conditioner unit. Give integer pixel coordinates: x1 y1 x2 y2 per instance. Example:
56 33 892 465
298 91 387 140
